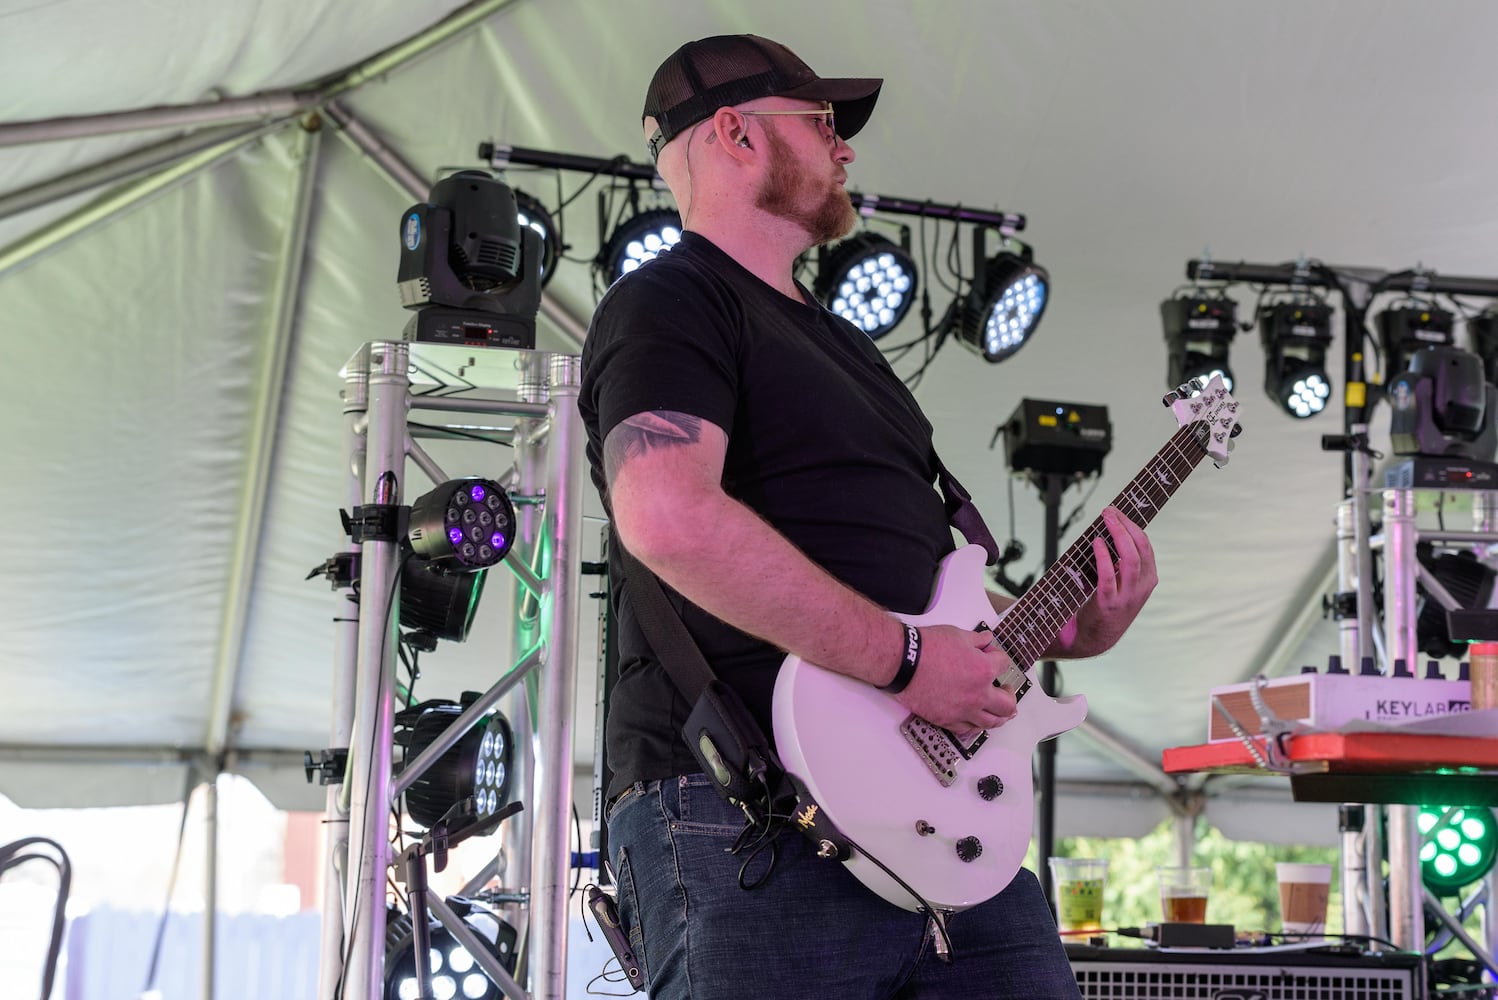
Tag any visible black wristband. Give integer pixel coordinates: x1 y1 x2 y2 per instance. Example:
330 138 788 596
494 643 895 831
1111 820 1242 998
881 623 921 694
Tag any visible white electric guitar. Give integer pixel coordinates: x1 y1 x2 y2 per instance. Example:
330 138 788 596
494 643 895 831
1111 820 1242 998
772 377 1240 912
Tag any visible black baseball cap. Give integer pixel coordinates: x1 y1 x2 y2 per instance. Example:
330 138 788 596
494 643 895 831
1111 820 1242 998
643 35 882 160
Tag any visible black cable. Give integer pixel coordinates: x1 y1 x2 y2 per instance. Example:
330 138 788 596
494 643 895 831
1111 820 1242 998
571 801 584 900
0 838 70 1000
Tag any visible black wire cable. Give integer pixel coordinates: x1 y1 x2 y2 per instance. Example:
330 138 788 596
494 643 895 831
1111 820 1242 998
0 838 70 1000
571 801 584 900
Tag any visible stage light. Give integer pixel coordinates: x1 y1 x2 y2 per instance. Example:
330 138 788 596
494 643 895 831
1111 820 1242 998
399 564 487 643
1388 345 1498 460
955 243 1049 363
407 479 516 573
1260 302 1334 419
397 699 514 828
813 232 918 340
385 897 518 1000
1418 805 1497 895
1415 546 1497 658
1468 309 1498 384
600 207 682 282
512 190 559 289
1161 293 1239 393
1376 304 1454 380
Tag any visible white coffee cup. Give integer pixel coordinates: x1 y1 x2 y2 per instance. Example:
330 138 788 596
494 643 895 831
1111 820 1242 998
1276 862 1332 937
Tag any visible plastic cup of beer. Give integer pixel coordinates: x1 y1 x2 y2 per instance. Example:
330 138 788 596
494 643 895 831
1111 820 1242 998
1050 857 1108 933
1277 862 1332 938
1157 865 1212 923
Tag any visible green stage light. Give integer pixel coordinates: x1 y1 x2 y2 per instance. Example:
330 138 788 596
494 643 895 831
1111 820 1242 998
1418 805 1497 894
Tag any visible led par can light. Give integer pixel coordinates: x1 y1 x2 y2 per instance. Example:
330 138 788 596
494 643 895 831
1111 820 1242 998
814 232 918 340
957 251 1049 363
408 478 516 572
512 189 560 289
399 701 514 829
600 207 683 282
384 897 518 1000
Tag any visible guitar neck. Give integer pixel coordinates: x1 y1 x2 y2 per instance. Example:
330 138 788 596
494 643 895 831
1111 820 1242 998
997 421 1210 668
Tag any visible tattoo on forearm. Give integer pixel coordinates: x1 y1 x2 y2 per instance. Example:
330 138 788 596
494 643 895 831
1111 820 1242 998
604 410 703 483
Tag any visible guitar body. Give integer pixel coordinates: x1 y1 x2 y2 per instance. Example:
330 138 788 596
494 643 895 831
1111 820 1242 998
772 543 1088 912
771 376 1238 913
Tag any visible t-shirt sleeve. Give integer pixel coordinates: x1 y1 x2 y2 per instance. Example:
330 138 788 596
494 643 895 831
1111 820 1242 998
582 262 741 442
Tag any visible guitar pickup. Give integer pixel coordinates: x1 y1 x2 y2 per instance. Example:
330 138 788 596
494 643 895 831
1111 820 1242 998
974 623 1033 703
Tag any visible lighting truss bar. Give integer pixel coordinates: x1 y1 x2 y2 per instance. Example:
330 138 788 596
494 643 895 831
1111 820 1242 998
409 396 550 418
392 643 543 799
850 193 1025 233
484 143 662 182
481 144 1027 231
426 891 529 1000
1182 256 1498 492
1188 259 1498 299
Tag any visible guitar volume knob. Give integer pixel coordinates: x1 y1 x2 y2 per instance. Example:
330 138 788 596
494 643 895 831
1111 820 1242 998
956 836 983 863
977 775 1003 801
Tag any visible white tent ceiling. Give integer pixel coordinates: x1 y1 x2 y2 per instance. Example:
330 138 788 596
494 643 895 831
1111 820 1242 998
3 0 1495 843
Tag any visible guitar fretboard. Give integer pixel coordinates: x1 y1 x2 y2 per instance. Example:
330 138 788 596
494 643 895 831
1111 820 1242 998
994 421 1212 669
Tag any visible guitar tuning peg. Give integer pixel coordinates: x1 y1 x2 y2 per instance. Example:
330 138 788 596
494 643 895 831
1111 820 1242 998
1162 390 1181 407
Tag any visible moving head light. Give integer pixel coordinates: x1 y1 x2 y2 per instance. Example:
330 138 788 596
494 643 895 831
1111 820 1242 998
397 170 543 350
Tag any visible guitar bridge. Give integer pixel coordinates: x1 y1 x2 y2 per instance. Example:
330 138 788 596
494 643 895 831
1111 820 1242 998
900 716 989 786
899 629 1031 786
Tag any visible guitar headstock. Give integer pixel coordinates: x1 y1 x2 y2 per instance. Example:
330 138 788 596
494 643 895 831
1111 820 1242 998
1164 375 1241 467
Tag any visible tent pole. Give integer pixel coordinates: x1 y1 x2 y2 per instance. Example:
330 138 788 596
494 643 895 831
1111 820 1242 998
1071 717 1179 799
324 101 428 198
320 0 520 101
202 119 324 760
0 124 287 279
0 120 289 221
204 770 220 1000
325 101 589 349
0 0 519 148
0 93 307 147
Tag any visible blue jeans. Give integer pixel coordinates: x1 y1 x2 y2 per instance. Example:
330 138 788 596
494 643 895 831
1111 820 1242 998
606 773 1082 999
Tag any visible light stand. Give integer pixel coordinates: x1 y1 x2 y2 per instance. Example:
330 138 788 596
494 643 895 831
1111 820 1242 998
1184 257 1498 954
398 800 524 1000
998 398 1112 903
307 167 585 1000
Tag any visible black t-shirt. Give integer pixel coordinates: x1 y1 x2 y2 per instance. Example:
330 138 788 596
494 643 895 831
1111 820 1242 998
579 232 953 798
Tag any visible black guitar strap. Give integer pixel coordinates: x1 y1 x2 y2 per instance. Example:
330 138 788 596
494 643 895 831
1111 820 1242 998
614 536 793 826
933 453 1002 566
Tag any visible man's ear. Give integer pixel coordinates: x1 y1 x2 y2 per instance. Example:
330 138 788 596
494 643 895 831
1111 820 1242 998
710 107 753 159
